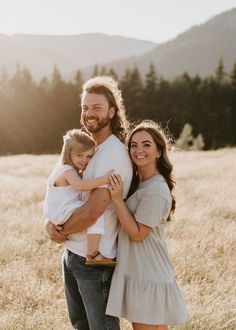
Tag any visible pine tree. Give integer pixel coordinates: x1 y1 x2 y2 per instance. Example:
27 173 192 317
51 65 62 88
142 63 158 119
230 61 236 144
0 66 9 87
21 67 34 89
230 62 236 89
192 134 205 150
107 67 118 81
74 70 83 91
92 64 99 77
0 66 10 98
215 58 226 83
39 76 50 93
175 123 193 150
145 63 158 92
100 66 107 75
120 67 143 119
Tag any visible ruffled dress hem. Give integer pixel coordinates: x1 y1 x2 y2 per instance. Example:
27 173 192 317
106 272 189 325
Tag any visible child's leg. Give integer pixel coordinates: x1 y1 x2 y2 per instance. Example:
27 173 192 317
87 214 104 256
86 215 116 266
87 234 101 256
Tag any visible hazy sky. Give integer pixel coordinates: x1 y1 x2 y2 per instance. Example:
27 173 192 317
1 0 236 43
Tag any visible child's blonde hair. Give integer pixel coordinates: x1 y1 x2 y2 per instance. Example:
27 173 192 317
60 129 95 171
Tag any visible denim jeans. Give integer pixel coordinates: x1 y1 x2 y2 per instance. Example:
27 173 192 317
62 249 120 330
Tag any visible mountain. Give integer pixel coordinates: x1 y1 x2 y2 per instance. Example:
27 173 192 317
0 33 156 80
87 8 236 79
1 9 235 81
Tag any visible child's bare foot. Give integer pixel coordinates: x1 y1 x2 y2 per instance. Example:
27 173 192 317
86 251 116 266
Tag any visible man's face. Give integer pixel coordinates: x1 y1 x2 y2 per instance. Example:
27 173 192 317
81 92 115 134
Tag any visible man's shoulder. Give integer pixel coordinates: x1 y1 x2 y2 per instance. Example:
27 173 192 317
102 135 127 153
88 135 131 172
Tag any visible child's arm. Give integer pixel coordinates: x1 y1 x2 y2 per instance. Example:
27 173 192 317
64 169 114 192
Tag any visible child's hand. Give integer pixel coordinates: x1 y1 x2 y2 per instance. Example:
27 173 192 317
108 174 124 201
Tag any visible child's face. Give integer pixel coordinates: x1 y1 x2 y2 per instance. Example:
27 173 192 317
71 147 94 171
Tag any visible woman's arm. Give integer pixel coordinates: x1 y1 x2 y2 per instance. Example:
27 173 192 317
64 169 113 191
109 174 151 242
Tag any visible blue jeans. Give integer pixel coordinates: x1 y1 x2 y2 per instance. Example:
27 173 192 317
62 249 120 330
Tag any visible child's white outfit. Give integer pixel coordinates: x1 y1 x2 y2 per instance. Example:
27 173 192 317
43 164 104 234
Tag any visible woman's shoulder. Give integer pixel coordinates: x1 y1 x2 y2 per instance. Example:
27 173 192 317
139 175 171 201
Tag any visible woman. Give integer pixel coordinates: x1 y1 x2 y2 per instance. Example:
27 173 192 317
106 120 189 330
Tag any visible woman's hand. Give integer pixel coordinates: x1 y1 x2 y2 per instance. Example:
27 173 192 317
108 174 124 201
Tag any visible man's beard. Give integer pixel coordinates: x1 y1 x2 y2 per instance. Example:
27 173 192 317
82 115 111 134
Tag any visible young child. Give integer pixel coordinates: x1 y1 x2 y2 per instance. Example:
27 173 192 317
43 128 115 266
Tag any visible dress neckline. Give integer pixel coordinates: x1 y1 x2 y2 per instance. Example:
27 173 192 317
139 174 165 188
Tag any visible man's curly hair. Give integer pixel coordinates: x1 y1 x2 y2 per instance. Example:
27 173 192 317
81 76 129 142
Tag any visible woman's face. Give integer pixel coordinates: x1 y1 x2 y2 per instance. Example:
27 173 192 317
129 130 161 169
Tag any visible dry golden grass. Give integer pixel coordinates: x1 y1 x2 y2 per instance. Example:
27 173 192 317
0 150 236 329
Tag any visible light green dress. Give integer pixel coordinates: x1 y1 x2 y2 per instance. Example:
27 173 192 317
106 175 189 325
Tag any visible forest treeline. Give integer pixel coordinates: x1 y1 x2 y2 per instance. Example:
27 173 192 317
0 59 235 154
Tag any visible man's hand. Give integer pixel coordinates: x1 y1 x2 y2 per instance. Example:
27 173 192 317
45 220 67 243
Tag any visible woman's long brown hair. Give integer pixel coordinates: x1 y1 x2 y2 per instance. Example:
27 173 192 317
127 120 176 221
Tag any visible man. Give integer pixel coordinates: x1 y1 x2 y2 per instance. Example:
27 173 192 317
46 76 132 330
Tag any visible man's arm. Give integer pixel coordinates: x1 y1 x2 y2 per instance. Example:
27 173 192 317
60 187 111 235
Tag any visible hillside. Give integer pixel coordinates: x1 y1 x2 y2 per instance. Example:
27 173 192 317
0 33 155 80
91 8 236 79
1 9 235 81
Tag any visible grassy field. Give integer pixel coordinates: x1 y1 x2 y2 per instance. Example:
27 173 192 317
0 150 236 329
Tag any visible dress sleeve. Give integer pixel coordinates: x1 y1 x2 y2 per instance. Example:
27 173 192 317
134 191 170 228
48 164 76 187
